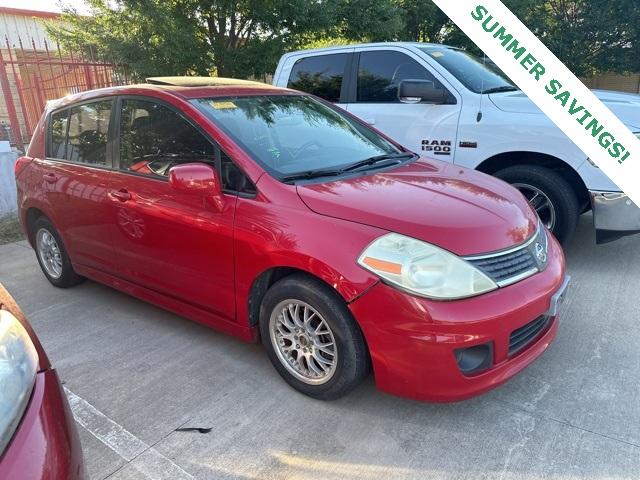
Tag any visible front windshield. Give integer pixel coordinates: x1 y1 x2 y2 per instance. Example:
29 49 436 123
192 95 401 178
418 46 515 94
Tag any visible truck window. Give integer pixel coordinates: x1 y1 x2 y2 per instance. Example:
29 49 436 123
287 54 349 103
357 50 441 103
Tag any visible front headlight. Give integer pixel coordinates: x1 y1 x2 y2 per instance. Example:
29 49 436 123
0 310 38 456
357 233 498 300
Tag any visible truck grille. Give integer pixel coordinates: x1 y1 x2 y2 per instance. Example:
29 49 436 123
509 315 550 355
465 223 548 287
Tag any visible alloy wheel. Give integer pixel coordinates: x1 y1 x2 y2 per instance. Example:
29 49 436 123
269 300 338 385
36 228 63 279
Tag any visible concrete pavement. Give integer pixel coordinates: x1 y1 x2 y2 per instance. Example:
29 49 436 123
1 214 639 480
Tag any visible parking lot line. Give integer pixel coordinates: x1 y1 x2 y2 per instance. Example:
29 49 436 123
64 387 194 480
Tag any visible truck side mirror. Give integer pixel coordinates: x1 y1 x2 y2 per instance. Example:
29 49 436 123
398 79 448 104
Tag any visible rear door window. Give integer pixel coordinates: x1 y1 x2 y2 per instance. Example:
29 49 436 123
287 53 349 102
357 50 441 103
66 100 113 165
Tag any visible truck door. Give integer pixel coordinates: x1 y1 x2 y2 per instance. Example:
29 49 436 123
345 48 462 161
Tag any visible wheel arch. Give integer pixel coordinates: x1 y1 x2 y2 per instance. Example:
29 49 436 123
248 266 374 376
248 266 364 327
476 151 590 211
24 207 48 247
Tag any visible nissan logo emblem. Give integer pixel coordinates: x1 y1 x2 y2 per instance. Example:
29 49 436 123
535 242 547 264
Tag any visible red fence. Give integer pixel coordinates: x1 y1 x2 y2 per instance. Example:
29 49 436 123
0 36 130 148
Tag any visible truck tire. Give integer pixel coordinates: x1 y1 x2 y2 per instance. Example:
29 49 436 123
494 164 579 244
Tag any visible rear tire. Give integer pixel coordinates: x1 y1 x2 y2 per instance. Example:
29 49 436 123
259 274 370 400
32 217 84 288
495 164 579 244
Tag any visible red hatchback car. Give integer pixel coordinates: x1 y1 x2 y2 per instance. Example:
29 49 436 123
16 78 568 402
0 284 85 479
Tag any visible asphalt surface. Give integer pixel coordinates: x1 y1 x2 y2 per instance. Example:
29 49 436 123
1 213 639 480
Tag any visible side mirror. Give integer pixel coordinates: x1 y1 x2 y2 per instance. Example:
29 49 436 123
168 163 222 197
398 79 448 104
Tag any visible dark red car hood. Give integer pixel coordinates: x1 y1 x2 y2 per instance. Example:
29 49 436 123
297 159 538 256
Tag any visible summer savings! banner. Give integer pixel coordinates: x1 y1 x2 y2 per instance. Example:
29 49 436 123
432 1 640 207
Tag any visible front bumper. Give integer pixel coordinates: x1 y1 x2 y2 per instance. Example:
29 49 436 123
0 369 86 480
590 191 640 244
349 232 566 402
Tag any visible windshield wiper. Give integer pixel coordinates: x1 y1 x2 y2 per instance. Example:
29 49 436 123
281 152 415 183
280 169 344 183
341 152 416 173
481 86 519 94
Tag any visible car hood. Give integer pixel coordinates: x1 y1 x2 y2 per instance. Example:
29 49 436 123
490 89 640 129
296 159 538 256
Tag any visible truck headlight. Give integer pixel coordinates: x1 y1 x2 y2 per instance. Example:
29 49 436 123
0 310 38 456
357 233 498 300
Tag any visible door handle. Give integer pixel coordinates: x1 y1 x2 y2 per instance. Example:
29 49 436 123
108 189 132 202
43 173 58 184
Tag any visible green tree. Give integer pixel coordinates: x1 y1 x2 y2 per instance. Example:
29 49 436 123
47 0 403 80
395 0 640 76
48 0 640 80
512 0 640 76
393 0 449 43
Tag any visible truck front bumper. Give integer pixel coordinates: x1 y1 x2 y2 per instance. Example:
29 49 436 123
590 191 640 244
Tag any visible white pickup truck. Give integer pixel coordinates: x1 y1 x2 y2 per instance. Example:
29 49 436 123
273 42 640 244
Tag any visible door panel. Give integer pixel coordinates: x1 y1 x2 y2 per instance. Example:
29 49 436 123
346 49 461 161
108 97 238 321
108 173 237 320
40 100 116 272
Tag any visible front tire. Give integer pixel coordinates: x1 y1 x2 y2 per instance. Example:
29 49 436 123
33 217 84 288
259 274 370 400
494 164 579 244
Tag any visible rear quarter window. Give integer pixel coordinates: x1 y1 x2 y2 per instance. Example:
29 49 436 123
48 110 69 159
287 53 349 103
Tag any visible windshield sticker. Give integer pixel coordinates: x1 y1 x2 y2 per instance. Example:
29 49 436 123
210 101 237 110
268 147 281 159
422 139 452 156
430 51 445 58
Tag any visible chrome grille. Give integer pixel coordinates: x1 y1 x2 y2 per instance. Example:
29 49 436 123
465 223 548 287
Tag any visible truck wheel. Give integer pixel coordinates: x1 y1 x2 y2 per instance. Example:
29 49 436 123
494 165 579 244
259 273 370 400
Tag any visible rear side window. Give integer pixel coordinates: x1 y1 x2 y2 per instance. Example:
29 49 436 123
287 53 349 103
66 100 113 165
118 98 254 194
357 50 440 103
48 110 68 159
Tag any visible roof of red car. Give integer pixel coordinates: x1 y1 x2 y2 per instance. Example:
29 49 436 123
47 77 297 110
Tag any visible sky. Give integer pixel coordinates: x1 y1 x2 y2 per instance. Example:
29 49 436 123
0 0 91 14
